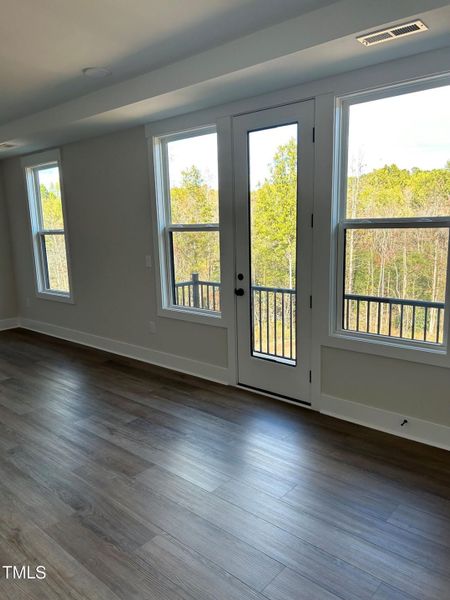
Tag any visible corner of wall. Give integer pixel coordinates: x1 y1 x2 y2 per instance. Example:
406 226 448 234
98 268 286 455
0 162 19 323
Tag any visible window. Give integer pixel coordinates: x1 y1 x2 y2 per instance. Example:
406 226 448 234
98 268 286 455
23 150 73 301
336 82 450 348
153 127 221 317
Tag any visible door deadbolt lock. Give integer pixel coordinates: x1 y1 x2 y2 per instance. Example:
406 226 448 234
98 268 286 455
234 288 245 296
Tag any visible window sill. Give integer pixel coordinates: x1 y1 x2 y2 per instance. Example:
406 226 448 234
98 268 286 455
328 329 449 368
158 305 224 327
36 291 74 304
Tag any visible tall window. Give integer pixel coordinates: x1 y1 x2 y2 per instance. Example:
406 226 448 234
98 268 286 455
23 150 72 301
337 82 450 347
154 127 221 315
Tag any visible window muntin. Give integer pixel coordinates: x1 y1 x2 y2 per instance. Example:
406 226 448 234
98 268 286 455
338 83 450 347
24 157 72 298
156 128 221 315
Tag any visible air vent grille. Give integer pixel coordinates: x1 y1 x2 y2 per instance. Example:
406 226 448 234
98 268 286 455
357 20 428 47
392 23 422 36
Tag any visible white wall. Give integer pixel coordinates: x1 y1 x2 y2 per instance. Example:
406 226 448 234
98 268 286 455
1 128 228 375
2 45 450 447
0 167 17 323
321 346 450 427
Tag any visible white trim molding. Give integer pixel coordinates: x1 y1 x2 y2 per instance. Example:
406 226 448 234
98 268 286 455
18 318 230 385
0 318 20 331
2 317 448 451
320 393 450 451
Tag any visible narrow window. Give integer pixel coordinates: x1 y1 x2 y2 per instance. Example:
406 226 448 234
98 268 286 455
154 128 221 315
23 151 73 301
337 83 450 347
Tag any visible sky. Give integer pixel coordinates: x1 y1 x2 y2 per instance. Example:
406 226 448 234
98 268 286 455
168 126 297 191
249 124 296 190
347 84 450 175
37 165 60 191
168 133 218 188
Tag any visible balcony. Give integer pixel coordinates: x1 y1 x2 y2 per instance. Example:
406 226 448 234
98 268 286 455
174 275 445 363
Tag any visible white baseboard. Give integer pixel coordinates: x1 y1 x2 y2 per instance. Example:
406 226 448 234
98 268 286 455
320 393 450 451
0 317 19 331
6 317 449 451
18 318 230 385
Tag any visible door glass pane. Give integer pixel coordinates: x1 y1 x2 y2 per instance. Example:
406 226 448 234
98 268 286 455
344 227 449 343
167 133 219 224
42 233 70 293
248 124 298 364
171 231 220 312
36 165 65 229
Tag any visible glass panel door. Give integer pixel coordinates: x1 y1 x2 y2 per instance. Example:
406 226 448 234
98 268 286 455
233 101 314 403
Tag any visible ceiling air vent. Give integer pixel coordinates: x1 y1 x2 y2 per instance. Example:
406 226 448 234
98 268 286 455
357 20 428 47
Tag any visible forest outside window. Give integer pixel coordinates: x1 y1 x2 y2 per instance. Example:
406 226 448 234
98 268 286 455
337 81 450 348
23 150 73 302
154 127 221 316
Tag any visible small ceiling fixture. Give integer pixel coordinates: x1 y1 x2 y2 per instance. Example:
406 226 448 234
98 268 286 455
0 142 15 149
357 19 428 47
82 66 112 79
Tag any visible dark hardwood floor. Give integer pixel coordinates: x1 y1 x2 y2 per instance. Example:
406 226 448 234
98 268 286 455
0 329 449 600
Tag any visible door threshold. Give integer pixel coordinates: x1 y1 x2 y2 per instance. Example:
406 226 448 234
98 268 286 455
237 382 312 407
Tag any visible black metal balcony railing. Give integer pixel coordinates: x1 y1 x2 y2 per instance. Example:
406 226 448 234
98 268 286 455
174 275 445 362
251 285 296 362
174 274 296 361
174 273 221 311
344 294 445 344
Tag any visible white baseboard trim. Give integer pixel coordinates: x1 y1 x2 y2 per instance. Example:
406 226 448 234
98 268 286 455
0 317 19 331
18 318 230 385
320 393 450 451
7 318 450 450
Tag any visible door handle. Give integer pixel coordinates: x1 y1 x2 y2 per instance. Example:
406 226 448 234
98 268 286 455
234 288 245 296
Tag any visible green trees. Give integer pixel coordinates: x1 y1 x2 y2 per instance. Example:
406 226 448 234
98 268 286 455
344 163 450 341
39 181 70 293
170 166 220 287
250 138 297 289
170 142 449 345
169 140 299 292
170 165 218 225
40 181 64 229
345 164 450 304
171 144 450 309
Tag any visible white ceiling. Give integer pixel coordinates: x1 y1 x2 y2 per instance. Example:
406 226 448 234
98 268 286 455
0 0 337 123
1 0 450 158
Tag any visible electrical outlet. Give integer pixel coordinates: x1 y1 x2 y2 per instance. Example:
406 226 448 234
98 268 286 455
25 297 31 308
145 255 152 268
149 321 156 334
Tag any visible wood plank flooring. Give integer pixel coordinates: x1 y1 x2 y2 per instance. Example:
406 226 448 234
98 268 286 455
0 328 449 600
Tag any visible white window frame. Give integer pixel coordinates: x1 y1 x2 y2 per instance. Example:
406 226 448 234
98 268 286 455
22 149 74 303
333 78 450 355
152 125 222 324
